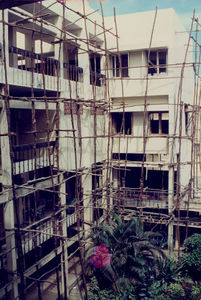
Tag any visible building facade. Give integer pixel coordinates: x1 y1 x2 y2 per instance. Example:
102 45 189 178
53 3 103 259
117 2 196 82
107 8 199 253
0 1 199 299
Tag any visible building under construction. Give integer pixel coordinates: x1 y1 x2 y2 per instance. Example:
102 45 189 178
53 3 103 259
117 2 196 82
0 0 200 299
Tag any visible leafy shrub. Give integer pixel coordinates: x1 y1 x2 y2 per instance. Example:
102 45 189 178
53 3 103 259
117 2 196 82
190 282 201 300
88 276 114 300
181 233 201 281
166 283 185 300
87 276 137 300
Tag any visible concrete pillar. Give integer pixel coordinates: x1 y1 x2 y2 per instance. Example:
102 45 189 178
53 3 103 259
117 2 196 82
101 166 112 218
8 26 17 68
83 173 93 236
168 166 175 253
55 41 63 80
0 101 18 299
25 34 33 70
168 224 174 253
60 175 69 299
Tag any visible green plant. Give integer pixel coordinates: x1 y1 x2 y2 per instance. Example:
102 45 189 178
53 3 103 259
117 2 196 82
153 296 168 300
85 213 165 292
181 233 201 281
166 283 185 300
190 282 201 300
88 276 114 300
152 256 182 293
87 276 137 300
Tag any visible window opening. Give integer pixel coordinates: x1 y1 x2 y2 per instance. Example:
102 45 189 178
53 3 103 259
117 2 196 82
112 53 128 77
90 53 103 86
147 49 167 75
112 112 132 135
149 112 169 134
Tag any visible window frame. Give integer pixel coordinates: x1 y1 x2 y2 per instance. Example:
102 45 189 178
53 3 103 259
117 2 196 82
111 112 133 135
112 53 129 78
147 49 167 76
149 112 169 135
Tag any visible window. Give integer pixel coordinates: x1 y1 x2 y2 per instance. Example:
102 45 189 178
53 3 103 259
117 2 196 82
65 172 82 208
63 44 83 81
112 153 143 161
185 106 192 136
112 53 128 77
90 54 101 73
149 112 168 134
16 32 25 50
112 112 132 135
90 53 104 86
92 164 103 221
146 49 167 75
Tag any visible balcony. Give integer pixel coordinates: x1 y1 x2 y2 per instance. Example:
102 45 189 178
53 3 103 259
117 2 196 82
13 141 56 175
9 46 59 75
113 187 168 209
21 212 77 254
8 46 60 90
90 71 105 87
63 63 83 82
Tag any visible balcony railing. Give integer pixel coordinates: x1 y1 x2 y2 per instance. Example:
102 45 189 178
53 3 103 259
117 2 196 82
0 236 8 289
90 71 105 87
13 141 56 175
21 217 55 254
21 212 77 254
63 63 83 82
113 187 168 208
9 46 59 76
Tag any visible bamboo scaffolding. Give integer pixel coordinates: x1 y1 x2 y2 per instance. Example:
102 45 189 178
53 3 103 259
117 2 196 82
0 1 201 299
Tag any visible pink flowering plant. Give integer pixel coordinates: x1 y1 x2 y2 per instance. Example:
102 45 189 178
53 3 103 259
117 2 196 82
89 243 111 269
85 213 165 295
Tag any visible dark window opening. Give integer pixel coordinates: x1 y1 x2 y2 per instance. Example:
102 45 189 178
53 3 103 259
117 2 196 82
112 153 144 161
120 168 168 191
112 112 132 135
149 112 169 135
65 172 82 213
159 51 167 73
148 51 157 75
161 119 169 134
93 208 103 221
90 53 104 86
120 167 141 188
147 49 167 75
67 225 78 239
92 164 103 222
150 119 159 134
112 53 128 77
147 170 168 190
90 54 100 73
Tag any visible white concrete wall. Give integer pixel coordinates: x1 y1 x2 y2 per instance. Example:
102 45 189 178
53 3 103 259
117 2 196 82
105 8 194 197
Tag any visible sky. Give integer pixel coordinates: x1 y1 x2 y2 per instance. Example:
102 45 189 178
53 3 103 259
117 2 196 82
89 0 201 30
